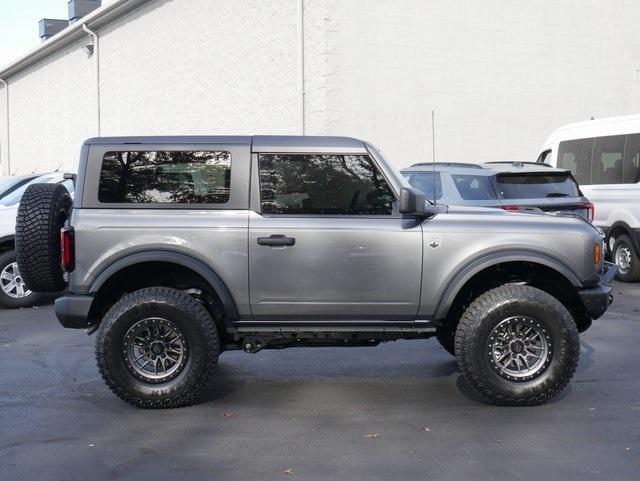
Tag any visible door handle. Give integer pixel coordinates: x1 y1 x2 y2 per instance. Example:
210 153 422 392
257 235 296 247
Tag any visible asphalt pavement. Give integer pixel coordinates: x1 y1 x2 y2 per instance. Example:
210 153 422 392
0 282 639 481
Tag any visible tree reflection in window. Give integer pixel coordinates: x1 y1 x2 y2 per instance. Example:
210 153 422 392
259 154 395 215
98 151 231 204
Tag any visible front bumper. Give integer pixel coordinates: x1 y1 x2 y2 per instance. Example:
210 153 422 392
578 262 617 320
55 294 94 329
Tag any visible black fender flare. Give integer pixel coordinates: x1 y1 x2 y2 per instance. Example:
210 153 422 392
89 250 240 321
433 250 582 320
607 221 640 253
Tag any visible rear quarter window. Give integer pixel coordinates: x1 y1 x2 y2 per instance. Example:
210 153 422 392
98 151 231 204
495 173 580 199
451 174 497 200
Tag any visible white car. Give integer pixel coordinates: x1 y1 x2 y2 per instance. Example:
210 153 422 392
0 173 74 308
538 113 640 281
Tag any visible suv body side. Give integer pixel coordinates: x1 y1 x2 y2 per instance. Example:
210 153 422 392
66 136 604 329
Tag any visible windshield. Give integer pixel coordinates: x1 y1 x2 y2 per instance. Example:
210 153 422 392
0 176 37 199
0 175 74 207
495 173 580 199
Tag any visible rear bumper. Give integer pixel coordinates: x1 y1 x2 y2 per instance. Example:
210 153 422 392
54 294 94 329
578 262 617 320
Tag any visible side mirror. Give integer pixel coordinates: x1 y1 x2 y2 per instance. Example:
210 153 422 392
399 187 425 215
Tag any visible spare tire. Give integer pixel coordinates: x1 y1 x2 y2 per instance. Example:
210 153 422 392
15 183 72 292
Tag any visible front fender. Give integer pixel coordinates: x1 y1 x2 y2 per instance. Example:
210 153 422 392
431 250 582 320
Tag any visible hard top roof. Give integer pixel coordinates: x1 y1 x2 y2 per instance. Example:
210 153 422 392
83 135 368 153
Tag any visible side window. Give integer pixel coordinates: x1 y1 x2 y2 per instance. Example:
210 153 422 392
623 134 640 184
451 174 497 200
404 172 443 200
258 153 396 215
98 151 231 204
592 135 625 185
557 138 594 185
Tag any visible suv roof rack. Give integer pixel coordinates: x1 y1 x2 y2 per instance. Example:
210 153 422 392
408 162 483 169
484 161 554 168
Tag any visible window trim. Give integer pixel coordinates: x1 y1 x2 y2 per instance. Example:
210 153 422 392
255 151 400 217
82 143 250 210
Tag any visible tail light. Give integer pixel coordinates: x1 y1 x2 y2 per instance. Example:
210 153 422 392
501 205 520 212
578 202 595 222
60 226 75 272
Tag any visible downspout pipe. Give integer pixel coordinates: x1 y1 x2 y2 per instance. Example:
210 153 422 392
82 23 100 137
0 78 9 175
297 0 305 135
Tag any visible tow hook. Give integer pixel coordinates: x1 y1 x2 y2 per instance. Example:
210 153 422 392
241 339 264 354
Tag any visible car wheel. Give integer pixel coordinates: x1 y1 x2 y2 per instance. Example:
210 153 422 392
96 287 220 409
612 235 640 282
455 284 579 406
0 249 41 309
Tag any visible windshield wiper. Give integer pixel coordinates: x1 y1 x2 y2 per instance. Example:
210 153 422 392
545 192 570 198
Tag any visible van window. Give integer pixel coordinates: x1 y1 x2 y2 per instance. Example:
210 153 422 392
557 138 594 185
592 135 625 184
98 151 231 204
623 134 640 183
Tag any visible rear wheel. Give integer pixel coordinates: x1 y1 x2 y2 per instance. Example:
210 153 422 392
612 235 640 282
96 287 220 408
455 284 580 406
0 250 41 308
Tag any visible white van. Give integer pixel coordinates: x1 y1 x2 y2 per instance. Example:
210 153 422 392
538 114 640 282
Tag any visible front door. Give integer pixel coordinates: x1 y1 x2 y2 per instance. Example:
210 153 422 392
249 152 423 322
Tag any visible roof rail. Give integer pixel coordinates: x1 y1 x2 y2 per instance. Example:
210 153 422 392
409 162 483 169
484 161 553 168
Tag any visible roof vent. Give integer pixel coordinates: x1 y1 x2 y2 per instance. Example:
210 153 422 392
39 19 69 42
68 0 102 24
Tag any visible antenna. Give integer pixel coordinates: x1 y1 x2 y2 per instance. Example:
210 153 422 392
431 110 437 205
55 161 63 172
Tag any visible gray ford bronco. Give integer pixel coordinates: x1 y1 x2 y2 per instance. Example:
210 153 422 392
15 136 616 408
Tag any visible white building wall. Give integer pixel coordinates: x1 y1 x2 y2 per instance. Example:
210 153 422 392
1 42 95 175
322 0 640 168
2 0 640 174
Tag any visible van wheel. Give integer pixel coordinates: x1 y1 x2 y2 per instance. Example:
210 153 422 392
612 235 640 282
455 284 579 406
96 287 219 409
0 250 41 308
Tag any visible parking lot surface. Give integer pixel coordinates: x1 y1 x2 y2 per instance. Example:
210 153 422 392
1 282 639 481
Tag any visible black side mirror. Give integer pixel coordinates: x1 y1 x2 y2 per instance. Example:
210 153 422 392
399 187 425 215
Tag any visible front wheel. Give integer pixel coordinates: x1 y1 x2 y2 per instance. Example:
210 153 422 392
455 284 580 406
95 287 220 408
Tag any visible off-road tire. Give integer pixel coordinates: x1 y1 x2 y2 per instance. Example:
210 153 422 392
0 249 41 308
96 287 220 409
454 284 580 406
15 183 72 292
435 325 456 356
612 235 640 282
